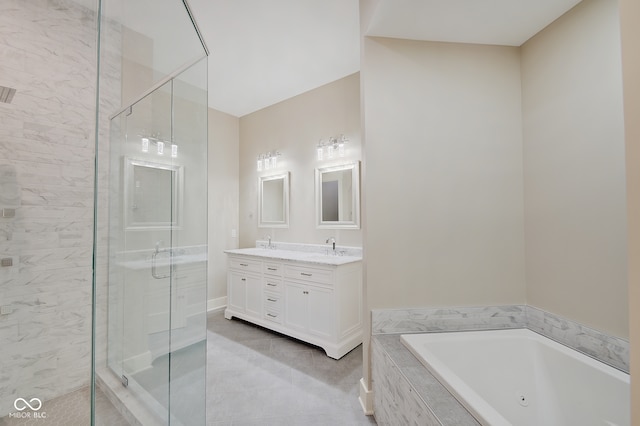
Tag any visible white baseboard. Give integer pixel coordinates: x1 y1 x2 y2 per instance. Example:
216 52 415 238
359 377 374 415
207 296 227 313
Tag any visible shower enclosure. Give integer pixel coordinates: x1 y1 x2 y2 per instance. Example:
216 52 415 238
94 0 209 424
0 0 208 424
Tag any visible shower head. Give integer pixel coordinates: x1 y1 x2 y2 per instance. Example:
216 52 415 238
0 86 16 104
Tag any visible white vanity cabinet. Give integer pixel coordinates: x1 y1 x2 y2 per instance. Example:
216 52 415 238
225 253 362 359
226 257 262 319
283 263 336 340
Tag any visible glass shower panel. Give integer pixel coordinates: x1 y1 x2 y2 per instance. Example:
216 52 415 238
96 0 208 424
104 0 208 109
166 56 208 426
108 80 174 423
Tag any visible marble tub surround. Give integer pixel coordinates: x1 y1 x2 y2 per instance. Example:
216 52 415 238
526 305 629 373
225 241 363 266
371 334 479 426
372 305 629 373
371 305 526 335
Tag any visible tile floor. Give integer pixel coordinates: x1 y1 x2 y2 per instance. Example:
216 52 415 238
0 386 128 426
1 310 376 426
206 311 377 426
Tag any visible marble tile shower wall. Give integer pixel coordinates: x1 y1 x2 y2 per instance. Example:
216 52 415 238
0 0 97 416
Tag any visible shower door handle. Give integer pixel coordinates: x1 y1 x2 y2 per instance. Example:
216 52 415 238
151 246 171 280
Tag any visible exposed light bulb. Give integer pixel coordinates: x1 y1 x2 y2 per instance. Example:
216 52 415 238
257 156 263 172
141 138 149 153
327 144 334 159
264 157 270 170
338 142 345 157
317 146 324 161
271 155 277 168
157 141 164 155
171 144 178 158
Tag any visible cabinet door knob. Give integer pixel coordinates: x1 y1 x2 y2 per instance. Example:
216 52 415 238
241 278 246 281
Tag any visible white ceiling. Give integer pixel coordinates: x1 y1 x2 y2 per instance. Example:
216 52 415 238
187 0 361 117
78 0 582 117
186 0 582 117
365 0 582 46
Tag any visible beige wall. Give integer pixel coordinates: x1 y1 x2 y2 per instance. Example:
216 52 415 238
362 37 527 310
238 73 362 248
360 35 527 386
208 108 240 304
121 27 153 108
359 0 630 396
619 0 640 420
521 0 628 338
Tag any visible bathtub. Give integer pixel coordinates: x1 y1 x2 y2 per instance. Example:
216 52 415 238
401 329 629 426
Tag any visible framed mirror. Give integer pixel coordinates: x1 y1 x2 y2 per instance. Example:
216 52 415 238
258 172 290 228
315 161 360 229
124 158 183 230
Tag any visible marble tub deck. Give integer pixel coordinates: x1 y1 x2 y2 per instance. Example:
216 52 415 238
371 334 479 426
370 304 629 425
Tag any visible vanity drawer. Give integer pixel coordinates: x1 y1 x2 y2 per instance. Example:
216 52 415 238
264 309 282 324
264 277 282 292
284 264 334 285
229 257 262 273
264 262 282 277
264 292 282 311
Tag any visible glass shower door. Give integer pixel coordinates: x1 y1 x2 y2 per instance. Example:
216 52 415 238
109 79 174 423
107 58 207 425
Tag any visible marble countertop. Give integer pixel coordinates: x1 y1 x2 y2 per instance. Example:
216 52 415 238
224 247 362 266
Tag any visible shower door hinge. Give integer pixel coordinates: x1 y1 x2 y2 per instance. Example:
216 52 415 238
121 375 129 387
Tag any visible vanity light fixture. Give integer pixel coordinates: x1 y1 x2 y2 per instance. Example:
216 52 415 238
264 154 271 170
139 134 178 158
316 134 348 161
256 151 282 172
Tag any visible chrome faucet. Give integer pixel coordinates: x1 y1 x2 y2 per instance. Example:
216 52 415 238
326 237 336 255
265 235 273 249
